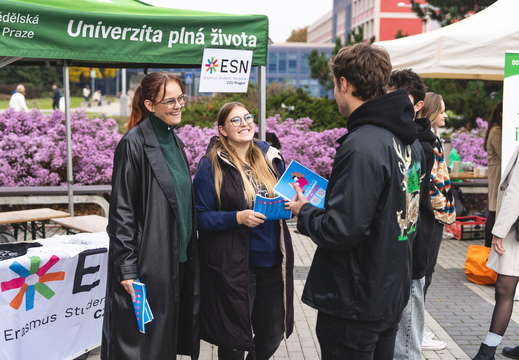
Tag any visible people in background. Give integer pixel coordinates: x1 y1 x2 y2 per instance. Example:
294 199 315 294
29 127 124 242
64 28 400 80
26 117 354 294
193 101 294 360
388 69 445 356
52 84 61 110
286 43 425 359
93 89 103 106
484 101 503 248
472 144 519 360
83 84 91 102
418 92 456 303
102 71 199 360
9 84 29 112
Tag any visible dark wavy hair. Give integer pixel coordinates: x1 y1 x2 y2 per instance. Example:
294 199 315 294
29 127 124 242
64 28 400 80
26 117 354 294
484 101 503 150
388 68 427 105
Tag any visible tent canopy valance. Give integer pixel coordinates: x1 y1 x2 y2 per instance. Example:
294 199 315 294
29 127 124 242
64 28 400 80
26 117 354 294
374 0 516 81
0 0 269 68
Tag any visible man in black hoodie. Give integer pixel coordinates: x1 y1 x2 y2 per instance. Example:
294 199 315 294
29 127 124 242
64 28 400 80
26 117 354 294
286 43 426 359
388 69 445 358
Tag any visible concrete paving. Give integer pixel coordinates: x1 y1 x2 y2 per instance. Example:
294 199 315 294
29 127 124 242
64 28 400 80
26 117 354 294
72 220 519 360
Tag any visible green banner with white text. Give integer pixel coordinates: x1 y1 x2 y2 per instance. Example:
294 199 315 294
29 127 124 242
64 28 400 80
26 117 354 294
501 51 519 172
0 0 269 67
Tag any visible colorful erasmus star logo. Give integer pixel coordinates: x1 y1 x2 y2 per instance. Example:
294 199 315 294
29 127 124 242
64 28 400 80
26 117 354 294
205 57 219 74
1 255 65 311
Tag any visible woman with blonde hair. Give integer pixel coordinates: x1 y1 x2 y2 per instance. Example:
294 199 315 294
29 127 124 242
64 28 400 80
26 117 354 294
9 84 29 112
193 101 294 360
416 92 455 350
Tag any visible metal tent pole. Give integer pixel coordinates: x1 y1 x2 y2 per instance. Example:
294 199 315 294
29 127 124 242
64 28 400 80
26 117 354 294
63 62 74 216
258 65 266 141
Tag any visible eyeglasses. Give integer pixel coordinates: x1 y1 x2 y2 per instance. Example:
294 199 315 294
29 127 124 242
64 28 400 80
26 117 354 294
228 113 255 127
156 94 187 109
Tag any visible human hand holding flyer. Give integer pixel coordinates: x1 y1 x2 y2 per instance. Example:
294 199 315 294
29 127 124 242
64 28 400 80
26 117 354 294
132 280 154 333
273 161 328 209
253 194 292 220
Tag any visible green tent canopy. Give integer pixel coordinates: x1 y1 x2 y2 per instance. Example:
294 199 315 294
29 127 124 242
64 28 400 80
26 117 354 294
0 0 270 217
0 0 269 67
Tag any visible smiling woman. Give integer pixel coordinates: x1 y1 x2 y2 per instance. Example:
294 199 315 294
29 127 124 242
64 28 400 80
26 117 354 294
102 71 199 360
192 101 294 359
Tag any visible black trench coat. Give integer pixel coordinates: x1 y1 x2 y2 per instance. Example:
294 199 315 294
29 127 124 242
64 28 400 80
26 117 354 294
101 117 199 360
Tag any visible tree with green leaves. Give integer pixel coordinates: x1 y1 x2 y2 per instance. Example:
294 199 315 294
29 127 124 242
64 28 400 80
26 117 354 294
345 26 375 46
308 26 374 90
410 0 497 26
308 37 342 90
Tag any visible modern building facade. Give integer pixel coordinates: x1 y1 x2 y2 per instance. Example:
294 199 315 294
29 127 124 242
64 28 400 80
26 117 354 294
308 0 438 43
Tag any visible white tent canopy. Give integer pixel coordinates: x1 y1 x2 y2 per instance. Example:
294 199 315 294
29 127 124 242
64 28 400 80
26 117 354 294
375 0 517 81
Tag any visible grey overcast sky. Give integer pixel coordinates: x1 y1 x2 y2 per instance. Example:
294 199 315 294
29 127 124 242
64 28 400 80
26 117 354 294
140 0 331 43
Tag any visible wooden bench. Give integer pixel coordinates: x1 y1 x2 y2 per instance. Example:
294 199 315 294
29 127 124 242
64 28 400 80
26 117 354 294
0 208 70 240
51 215 108 234
0 185 111 216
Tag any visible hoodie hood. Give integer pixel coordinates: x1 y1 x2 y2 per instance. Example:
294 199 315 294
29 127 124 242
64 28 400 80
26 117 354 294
347 89 417 145
415 117 436 145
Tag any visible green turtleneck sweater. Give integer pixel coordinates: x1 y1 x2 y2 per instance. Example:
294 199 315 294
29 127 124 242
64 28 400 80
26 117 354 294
150 114 192 263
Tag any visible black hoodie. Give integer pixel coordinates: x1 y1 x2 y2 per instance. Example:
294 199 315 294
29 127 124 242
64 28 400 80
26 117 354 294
298 89 426 321
413 117 437 279
347 89 417 145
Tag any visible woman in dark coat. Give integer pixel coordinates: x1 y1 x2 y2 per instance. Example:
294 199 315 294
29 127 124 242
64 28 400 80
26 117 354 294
101 71 199 360
193 102 294 360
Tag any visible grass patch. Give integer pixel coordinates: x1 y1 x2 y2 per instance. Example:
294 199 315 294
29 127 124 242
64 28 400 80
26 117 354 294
0 96 117 111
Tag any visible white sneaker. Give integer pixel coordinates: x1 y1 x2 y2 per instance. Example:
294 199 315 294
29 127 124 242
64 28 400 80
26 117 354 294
422 333 446 351
425 331 434 339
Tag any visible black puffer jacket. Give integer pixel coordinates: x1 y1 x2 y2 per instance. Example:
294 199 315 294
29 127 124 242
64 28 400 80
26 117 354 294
298 90 426 321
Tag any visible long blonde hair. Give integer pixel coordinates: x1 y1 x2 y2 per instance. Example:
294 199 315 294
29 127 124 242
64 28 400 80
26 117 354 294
211 102 278 207
417 92 443 135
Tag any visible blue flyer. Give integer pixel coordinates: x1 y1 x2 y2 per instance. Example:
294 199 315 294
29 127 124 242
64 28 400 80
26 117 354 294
273 160 328 209
132 280 154 333
253 194 292 220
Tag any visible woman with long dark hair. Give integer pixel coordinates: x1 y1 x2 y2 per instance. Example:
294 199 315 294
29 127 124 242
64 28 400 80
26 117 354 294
193 102 294 360
484 102 503 248
102 71 199 360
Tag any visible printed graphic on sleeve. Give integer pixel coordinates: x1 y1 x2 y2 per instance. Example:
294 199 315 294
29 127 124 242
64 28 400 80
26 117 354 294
393 139 423 241
1 255 65 311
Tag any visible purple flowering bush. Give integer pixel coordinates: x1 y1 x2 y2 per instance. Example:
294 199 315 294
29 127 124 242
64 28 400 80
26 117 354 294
1 109 345 187
450 117 488 167
177 114 347 179
0 109 122 186
449 117 489 214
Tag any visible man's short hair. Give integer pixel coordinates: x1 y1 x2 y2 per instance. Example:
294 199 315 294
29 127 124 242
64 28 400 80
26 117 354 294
329 42 392 102
388 69 427 105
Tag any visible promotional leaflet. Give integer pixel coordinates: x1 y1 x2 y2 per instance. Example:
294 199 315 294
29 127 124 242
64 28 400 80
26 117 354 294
132 280 153 333
273 161 328 209
253 194 292 220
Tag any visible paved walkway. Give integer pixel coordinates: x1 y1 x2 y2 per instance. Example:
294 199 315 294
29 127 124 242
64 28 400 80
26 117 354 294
75 222 518 360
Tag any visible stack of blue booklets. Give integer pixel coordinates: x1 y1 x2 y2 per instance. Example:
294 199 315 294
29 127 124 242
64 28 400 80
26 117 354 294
132 280 154 333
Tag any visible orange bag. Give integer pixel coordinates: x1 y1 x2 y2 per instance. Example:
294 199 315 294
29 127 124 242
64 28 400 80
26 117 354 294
464 245 498 285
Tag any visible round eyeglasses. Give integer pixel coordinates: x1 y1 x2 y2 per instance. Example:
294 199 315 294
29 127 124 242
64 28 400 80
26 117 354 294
228 113 255 127
156 94 187 109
